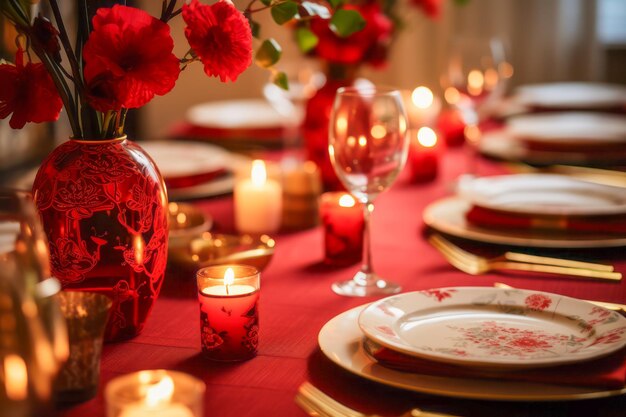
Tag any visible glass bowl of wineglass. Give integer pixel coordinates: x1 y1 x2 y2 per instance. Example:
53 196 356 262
328 86 410 297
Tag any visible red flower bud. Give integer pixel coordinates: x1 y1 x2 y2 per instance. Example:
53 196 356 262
32 16 62 62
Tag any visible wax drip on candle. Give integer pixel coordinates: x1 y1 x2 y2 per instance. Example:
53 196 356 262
224 268 235 296
251 160 266 186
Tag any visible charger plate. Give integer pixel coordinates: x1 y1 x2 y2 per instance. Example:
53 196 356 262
359 287 626 369
319 305 626 401
456 174 626 216
423 197 626 248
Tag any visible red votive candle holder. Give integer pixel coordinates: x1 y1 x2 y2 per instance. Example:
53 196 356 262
320 192 364 266
408 127 440 183
196 265 260 361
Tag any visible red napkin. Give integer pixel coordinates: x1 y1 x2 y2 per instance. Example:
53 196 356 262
164 168 228 189
466 205 626 235
169 122 285 144
364 339 626 389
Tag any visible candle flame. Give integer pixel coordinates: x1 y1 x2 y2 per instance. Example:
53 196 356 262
358 135 367 147
224 267 235 287
411 86 434 109
145 375 175 407
4 354 28 401
417 127 437 148
338 194 356 208
444 87 460 105
176 212 187 226
467 69 484 96
251 160 267 186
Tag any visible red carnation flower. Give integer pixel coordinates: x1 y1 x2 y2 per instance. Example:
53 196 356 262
83 5 180 111
310 3 393 66
411 0 442 19
0 49 63 129
183 0 252 82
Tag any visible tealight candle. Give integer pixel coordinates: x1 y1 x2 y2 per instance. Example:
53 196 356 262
320 192 364 266
196 265 260 361
234 160 282 234
408 127 440 183
405 86 442 130
105 370 204 417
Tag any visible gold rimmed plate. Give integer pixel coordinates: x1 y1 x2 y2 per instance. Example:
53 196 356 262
423 197 626 248
169 232 276 272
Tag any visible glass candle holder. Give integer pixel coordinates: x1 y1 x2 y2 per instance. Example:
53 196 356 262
196 265 260 361
105 370 205 417
54 291 112 404
320 192 364 266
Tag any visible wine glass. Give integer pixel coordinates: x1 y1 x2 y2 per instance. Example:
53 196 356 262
442 36 510 174
328 87 409 297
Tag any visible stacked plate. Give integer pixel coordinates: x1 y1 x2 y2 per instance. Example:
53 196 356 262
480 82 626 165
171 99 286 151
140 141 249 200
318 287 626 401
423 174 626 248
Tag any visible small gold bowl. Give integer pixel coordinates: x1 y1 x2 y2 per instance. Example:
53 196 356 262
169 232 276 272
168 202 212 249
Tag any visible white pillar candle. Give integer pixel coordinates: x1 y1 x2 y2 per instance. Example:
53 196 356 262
234 160 282 234
406 86 442 129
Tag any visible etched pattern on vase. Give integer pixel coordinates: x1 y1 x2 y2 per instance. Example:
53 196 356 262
32 138 168 341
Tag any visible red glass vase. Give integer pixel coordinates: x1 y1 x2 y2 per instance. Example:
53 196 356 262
32 137 168 342
303 64 357 190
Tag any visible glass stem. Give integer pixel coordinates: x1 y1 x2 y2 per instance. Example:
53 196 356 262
359 202 375 283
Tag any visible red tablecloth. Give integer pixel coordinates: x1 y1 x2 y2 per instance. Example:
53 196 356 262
59 149 626 417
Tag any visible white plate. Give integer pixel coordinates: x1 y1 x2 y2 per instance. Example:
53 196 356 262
456 174 626 216
319 305 626 401
186 99 285 129
507 112 626 144
359 287 626 369
422 196 626 248
140 141 232 179
513 83 626 110
478 130 626 166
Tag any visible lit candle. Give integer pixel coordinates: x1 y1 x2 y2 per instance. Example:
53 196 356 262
408 127 440 183
234 160 282 234
196 265 260 361
320 193 364 266
405 86 442 130
105 370 205 417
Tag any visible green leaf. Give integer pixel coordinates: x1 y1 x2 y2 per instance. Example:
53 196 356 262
295 28 318 53
255 39 282 68
328 0 344 9
299 2 331 19
330 9 365 38
454 0 471 5
260 0 272 5
270 1 298 25
273 72 289 90
249 19 261 38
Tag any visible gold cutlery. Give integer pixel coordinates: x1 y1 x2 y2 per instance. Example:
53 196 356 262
428 234 622 281
493 282 626 314
296 382 462 417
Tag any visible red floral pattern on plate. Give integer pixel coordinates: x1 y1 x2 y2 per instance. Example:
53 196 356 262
524 294 552 311
420 288 457 302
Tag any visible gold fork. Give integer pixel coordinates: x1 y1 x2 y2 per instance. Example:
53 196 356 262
428 234 622 281
296 382 462 417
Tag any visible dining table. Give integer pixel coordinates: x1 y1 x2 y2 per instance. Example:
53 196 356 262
58 146 626 417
